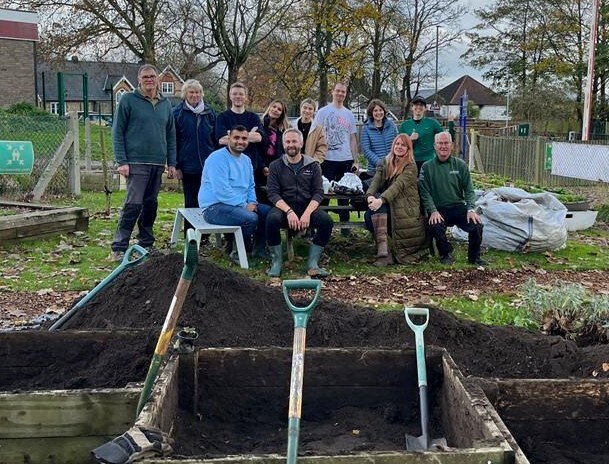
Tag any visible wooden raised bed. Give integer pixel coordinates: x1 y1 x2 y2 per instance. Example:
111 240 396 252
141 347 519 464
0 200 88 243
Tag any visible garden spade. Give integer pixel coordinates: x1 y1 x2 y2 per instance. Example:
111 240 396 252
283 279 322 464
49 244 149 331
404 307 447 452
135 229 199 416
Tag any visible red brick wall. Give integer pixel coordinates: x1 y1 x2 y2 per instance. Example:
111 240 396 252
0 38 36 108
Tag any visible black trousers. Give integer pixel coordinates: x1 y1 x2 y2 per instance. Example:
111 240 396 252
266 206 333 247
428 205 483 262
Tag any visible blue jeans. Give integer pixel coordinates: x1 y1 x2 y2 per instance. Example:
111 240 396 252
203 203 270 251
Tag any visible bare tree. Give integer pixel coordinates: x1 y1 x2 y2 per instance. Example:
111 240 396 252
385 0 465 117
202 0 296 102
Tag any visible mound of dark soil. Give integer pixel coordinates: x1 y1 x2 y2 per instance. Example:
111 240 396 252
5 252 609 464
63 253 608 380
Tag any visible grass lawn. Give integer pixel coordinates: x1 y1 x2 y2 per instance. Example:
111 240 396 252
0 191 609 326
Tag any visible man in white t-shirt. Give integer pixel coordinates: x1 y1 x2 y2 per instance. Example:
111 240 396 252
314 82 359 231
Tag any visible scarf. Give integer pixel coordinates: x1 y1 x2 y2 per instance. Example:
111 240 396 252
186 100 206 114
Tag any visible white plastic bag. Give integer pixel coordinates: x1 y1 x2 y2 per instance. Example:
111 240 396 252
451 187 568 252
331 172 364 195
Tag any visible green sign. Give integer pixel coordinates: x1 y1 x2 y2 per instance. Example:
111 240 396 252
0 141 34 174
545 143 552 171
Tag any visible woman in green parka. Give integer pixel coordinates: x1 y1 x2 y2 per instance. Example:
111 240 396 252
364 133 427 265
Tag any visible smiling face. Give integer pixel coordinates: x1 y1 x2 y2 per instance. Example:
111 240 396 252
227 130 249 155
283 131 303 160
138 68 158 97
268 101 284 120
331 83 347 106
434 133 453 161
300 103 315 122
411 102 426 120
372 105 385 123
393 137 409 157
229 86 247 109
185 88 202 106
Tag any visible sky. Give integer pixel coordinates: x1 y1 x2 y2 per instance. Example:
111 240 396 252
436 0 491 89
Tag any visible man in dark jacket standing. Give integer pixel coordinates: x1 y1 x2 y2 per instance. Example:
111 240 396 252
173 79 216 235
266 128 333 277
110 64 176 261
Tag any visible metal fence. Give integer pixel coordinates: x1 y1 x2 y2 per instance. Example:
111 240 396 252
0 114 70 202
476 134 603 188
2 113 606 203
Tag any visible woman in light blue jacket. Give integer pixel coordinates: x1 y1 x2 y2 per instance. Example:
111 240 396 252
360 99 398 179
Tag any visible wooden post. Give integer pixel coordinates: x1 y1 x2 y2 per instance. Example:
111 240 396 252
84 119 92 171
69 112 81 196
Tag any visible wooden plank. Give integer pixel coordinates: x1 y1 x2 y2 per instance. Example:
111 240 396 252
0 207 89 242
143 448 511 463
137 355 179 432
31 130 73 201
0 389 139 438
0 434 115 464
197 348 441 388
439 355 517 458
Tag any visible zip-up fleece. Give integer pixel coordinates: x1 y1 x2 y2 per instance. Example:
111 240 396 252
266 154 324 209
112 88 176 167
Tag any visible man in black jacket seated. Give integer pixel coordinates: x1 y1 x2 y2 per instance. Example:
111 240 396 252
265 128 334 277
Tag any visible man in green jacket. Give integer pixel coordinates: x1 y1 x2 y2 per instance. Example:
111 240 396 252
109 64 177 261
418 132 486 266
399 95 455 174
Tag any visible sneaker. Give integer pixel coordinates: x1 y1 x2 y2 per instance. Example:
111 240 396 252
108 250 125 262
440 253 454 265
470 258 488 266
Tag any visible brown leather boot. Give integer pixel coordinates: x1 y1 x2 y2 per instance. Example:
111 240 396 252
371 213 389 258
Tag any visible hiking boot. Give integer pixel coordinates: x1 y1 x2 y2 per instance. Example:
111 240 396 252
470 257 488 266
440 253 454 265
108 250 125 262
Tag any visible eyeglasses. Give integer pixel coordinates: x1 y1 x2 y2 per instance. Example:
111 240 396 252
140 75 157 80
436 142 452 145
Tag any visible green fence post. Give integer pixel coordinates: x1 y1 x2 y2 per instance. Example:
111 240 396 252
57 72 65 117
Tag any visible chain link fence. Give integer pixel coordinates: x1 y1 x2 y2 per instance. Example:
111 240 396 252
477 134 604 188
0 114 70 202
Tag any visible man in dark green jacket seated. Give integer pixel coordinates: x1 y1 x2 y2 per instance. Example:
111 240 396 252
418 132 486 266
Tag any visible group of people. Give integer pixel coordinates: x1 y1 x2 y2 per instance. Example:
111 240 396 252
109 63 486 277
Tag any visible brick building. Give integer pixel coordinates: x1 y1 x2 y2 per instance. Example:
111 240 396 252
0 8 39 108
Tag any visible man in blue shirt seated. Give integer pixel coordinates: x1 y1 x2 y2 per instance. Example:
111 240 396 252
198 125 271 261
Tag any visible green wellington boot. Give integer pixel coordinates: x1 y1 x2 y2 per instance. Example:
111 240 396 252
307 244 329 277
268 244 283 277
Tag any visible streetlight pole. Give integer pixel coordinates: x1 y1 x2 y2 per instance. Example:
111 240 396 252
435 25 439 99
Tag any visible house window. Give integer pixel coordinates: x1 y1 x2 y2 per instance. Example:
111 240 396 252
161 82 174 95
49 102 67 115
